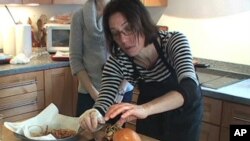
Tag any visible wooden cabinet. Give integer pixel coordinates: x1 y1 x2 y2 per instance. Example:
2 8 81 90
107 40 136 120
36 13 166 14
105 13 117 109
22 0 52 4
141 0 167 7
0 67 77 122
0 0 52 4
44 67 77 116
203 97 222 125
0 0 22 4
200 97 250 141
220 127 229 141
53 0 87 4
1 0 165 5
219 102 250 141
0 71 45 122
200 97 222 141
222 102 250 127
200 122 220 141
53 0 167 5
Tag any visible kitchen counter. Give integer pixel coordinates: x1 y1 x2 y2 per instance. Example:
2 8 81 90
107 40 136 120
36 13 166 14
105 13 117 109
1 126 159 141
195 58 250 106
0 54 70 77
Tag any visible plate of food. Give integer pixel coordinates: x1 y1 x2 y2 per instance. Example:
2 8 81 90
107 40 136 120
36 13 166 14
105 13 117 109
4 103 80 141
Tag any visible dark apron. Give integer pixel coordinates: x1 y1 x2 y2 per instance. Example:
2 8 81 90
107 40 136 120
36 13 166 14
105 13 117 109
131 39 203 141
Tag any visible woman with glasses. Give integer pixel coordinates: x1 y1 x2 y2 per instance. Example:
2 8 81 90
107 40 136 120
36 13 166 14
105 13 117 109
79 0 203 140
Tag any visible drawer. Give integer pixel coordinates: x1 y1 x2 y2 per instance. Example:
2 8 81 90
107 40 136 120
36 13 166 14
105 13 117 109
0 71 44 96
0 91 45 121
222 101 250 128
203 97 222 125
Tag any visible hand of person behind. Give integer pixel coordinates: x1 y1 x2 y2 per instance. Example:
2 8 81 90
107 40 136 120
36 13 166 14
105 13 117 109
104 103 148 126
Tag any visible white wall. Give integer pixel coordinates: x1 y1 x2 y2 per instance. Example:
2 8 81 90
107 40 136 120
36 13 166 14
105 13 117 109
157 0 250 65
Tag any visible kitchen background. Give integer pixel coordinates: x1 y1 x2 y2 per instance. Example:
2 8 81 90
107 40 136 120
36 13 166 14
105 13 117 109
0 0 250 65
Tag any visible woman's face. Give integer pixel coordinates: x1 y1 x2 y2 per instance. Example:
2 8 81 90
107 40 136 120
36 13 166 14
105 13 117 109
109 12 145 57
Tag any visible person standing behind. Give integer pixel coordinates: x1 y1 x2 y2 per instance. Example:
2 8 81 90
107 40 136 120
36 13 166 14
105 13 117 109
69 0 133 117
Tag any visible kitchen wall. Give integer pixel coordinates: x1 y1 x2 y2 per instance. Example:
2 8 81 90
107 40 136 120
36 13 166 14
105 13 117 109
157 0 250 65
1 0 250 65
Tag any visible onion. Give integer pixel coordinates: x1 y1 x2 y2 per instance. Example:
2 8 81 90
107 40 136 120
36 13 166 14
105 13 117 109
112 128 141 141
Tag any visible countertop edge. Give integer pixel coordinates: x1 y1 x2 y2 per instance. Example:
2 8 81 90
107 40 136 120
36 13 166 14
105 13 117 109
202 89 250 106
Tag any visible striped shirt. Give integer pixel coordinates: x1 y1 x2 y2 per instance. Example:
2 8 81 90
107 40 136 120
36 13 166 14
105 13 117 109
94 31 198 114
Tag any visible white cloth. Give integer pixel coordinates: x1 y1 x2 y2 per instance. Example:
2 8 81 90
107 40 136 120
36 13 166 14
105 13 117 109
10 53 30 64
4 103 80 140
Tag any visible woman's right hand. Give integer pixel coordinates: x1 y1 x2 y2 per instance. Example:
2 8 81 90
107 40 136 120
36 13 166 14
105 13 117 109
79 108 105 132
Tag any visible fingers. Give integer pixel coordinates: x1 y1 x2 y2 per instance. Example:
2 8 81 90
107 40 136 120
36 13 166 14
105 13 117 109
116 115 137 127
79 109 104 132
89 110 99 131
116 117 126 127
104 103 134 120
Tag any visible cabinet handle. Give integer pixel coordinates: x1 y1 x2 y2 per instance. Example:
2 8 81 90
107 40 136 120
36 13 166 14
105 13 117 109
233 117 250 123
0 80 37 90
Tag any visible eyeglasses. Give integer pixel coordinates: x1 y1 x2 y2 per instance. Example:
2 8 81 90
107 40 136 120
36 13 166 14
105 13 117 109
111 24 134 40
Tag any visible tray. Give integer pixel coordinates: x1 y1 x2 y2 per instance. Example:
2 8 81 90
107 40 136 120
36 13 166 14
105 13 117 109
51 55 69 61
0 58 11 64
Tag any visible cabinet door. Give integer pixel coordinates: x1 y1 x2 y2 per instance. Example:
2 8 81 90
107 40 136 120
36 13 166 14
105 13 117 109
141 0 167 7
222 102 250 128
0 0 22 4
53 0 87 4
23 0 52 4
44 67 75 116
220 127 229 141
199 122 220 141
203 97 222 125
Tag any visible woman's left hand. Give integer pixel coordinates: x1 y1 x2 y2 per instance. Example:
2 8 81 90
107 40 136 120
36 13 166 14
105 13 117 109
104 103 148 125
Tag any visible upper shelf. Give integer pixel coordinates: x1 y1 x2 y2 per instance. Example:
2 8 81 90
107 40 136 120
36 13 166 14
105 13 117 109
1 0 167 6
141 0 167 7
0 0 22 4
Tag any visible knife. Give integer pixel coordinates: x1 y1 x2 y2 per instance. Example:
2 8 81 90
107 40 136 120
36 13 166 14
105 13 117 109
194 63 210 68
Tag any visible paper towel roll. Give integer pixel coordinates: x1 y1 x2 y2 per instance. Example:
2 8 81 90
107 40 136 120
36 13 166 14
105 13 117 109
3 25 15 55
15 24 32 57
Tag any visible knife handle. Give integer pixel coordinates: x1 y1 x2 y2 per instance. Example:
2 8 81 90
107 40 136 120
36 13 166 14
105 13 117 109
195 63 210 68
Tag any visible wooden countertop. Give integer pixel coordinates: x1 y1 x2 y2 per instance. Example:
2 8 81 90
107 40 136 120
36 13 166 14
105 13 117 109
2 126 159 141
